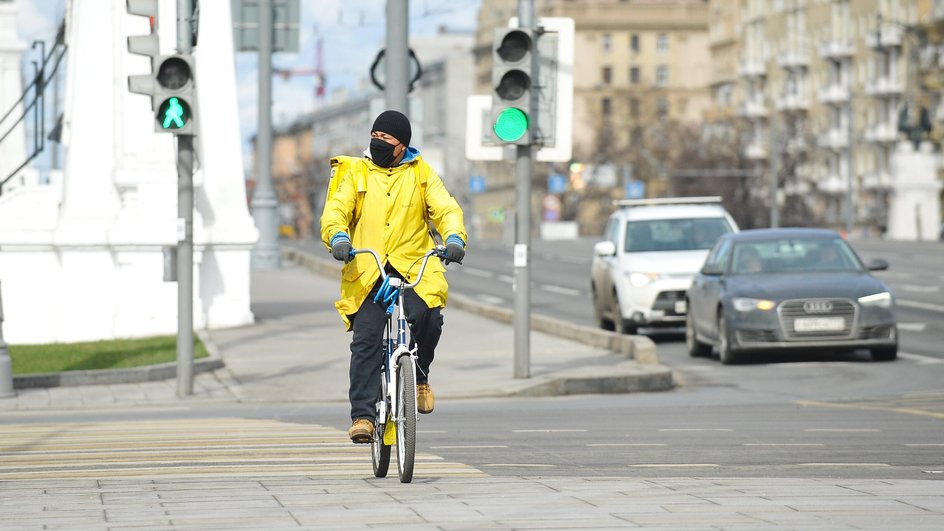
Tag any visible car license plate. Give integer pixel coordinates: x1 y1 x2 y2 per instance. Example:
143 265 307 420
794 317 844 333
674 300 687 314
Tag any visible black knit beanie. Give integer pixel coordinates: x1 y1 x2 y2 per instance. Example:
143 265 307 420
371 110 412 146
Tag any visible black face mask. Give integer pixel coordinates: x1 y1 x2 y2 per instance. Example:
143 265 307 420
370 138 398 168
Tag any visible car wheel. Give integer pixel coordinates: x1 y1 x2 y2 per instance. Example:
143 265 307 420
686 310 711 357
592 283 615 331
717 313 740 365
870 345 897 361
613 290 638 335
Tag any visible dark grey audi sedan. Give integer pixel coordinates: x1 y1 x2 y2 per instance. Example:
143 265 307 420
685 228 897 364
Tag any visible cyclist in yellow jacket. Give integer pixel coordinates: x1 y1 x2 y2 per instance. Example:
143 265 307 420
320 110 468 443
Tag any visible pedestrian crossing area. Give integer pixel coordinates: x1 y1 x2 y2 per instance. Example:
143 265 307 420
0 418 487 480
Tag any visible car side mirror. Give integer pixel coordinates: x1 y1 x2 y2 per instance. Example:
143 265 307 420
701 263 724 276
867 258 889 271
594 241 617 257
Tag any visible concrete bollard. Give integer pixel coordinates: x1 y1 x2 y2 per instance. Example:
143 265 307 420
0 280 14 397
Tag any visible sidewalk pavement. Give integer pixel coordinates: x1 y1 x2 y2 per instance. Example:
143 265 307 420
0 251 672 411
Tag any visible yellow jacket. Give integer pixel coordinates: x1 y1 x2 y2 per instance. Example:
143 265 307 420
320 152 467 329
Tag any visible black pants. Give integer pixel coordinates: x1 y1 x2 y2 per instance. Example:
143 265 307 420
348 274 443 422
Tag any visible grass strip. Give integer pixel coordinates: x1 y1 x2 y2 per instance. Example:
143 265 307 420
8 335 209 375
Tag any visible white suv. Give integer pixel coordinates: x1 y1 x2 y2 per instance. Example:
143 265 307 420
590 197 739 334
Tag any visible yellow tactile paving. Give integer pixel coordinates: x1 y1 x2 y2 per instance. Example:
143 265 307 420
0 418 487 480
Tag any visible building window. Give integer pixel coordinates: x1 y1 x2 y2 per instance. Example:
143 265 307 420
602 66 612 85
630 98 640 118
602 97 612 116
630 33 639 52
630 66 640 84
657 97 669 119
602 33 612 53
655 65 669 86
656 33 669 53
631 127 643 144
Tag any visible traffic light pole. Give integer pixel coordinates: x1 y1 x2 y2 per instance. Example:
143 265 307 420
250 0 280 270
513 0 535 379
385 0 409 114
176 0 194 397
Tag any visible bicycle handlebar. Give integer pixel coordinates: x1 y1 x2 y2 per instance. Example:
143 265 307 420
350 247 452 290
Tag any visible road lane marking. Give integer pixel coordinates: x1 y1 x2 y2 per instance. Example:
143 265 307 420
658 428 732 432
743 443 825 447
557 256 590 265
462 267 496 279
630 464 720 468
897 322 927 332
430 445 508 449
512 429 587 433
484 463 555 468
799 397 944 420
898 352 943 364
538 284 583 297
803 429 880 432
475 294 506 306
897 299 944 313
497 275 515 283
798 463 891 467
905 444 944 447
894 284 941 293
587 443 667 447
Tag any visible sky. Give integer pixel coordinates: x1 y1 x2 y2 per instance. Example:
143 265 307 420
14 0 481 175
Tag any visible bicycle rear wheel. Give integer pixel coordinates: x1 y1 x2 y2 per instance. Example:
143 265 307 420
395 356 416 483
371 383 390 478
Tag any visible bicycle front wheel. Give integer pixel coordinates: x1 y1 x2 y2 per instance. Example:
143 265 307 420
395 355 417 483
371 384 390 478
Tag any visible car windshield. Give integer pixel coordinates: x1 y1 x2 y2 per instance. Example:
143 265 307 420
624 218 733 253
730 238 864 274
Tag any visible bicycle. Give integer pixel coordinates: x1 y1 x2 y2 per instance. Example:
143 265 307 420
350 246 454 483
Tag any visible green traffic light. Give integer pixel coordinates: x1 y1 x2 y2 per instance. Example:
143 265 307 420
157 97 190 129
493 107 528 142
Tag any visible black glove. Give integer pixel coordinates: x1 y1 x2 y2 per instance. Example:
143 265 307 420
330 233 353 263
442 235 465 265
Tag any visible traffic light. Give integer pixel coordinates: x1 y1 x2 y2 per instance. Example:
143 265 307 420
491 27 534 145
126 0 197 135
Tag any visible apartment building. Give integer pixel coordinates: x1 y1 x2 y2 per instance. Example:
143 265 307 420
719 0 935 230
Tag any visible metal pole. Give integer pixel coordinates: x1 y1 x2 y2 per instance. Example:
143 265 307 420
250 0 280 269
513 0 535 379
385 0 410 114
176 0 195 397
845 98 854 236
769 125 779 228
0 281 15 397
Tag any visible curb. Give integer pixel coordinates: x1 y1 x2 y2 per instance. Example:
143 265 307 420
282 247 662 365
12 331 225 389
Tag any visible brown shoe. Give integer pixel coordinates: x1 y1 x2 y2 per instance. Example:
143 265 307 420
417 384 435 414
348 418 374 444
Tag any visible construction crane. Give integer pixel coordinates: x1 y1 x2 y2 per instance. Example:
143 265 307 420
272 35 325 107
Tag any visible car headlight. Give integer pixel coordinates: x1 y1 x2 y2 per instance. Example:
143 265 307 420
627 272 661 287
732 297 776 312
858 291 892 308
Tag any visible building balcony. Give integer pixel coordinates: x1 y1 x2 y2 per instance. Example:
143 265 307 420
777 49 809 69
738 58 766 78
818 39 855 61
818 174 847 195
864 76 904 97
739 98 769 118
864 122 899 143
817 129 849 151
745 142 768 160
862 171 894 190
775 92 810 112
818 84 850 105
866 26 902 49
